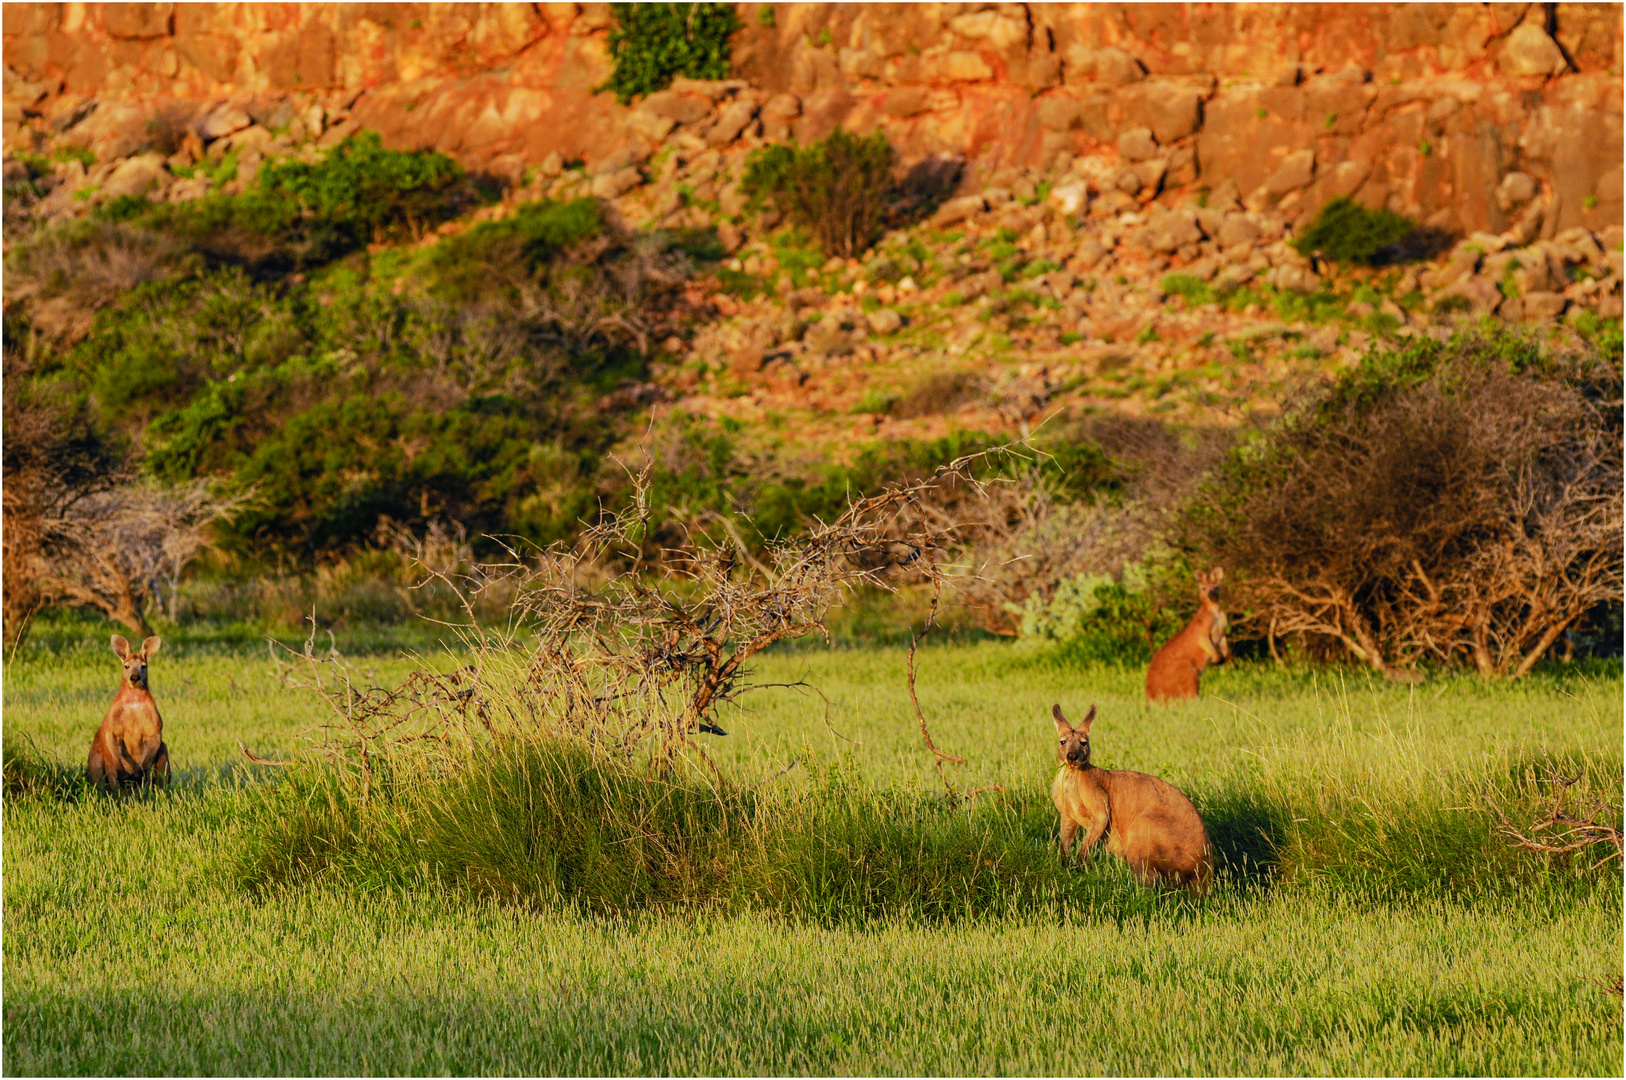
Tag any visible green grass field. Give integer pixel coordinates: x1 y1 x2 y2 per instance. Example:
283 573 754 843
4 625 1622 1075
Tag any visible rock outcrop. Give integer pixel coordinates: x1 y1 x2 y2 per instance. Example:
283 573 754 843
3 3 1621 235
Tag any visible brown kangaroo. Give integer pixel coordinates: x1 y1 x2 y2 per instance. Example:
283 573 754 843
88 634 170 791
1145 567 1229 702
1050 703 1213 892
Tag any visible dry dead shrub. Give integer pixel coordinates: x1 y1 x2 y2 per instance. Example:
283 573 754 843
25 480 249 635
1180 331 1623 678
5 220 193 343
947 470 1155 636
269 446 1021 792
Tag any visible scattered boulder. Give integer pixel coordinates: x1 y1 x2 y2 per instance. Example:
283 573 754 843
1521 291 1568 321
1496 171 1537 211
99 153 169 199
1498 22 1570 77
1117 127 1158 162
1146 210 1203 253
1262 150 1315 197
865 308 903 335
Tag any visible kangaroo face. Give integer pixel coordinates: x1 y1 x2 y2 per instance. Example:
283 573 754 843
111 634 162 691
1052 703 1097 769
1196 566 1224 609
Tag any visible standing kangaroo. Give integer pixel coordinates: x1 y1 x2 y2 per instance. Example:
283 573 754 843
1050 703 1213 892
88 635 170 791
1146 567 1229 702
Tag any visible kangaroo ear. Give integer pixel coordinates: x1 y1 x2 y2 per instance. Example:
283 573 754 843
1079 704 1097 732
1211 566 1224 584
111 635 131 660
141 635 161 660
1051 703 1071 734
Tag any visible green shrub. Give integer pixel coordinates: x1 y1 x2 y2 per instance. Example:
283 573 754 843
1161 273 1215 305
1018 562 1182 664
1291 196 1419 265
99 132 494 272
743 129 896 258
601 2 741 104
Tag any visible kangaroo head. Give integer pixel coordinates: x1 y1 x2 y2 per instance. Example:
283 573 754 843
1052 702 1096 769
111 634 161 690
1195 566 1224 609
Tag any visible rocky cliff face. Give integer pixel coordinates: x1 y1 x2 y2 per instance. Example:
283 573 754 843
4 3 1621 235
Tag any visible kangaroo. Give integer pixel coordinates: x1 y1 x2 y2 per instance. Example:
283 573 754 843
88 634 170 791
1146 567 1229 702
1050 703 1212 892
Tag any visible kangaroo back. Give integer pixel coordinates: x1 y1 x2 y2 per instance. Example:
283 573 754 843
1145 567 1229 703
88 635 170 790
1051 703 1212 891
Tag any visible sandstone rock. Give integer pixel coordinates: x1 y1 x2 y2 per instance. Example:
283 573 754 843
1521 291 1568 320
1262 150 1315 197
197 103 250 140
100 152 169 199
717 220 742 253
1036 97 1082 132
1513 249 1562 294
1116 168 1142 196
1271 264 1319 292
104 3 174 39
960 269 1004 297
1117 127 1158 162
1049 181 1088 215
591 167 642 199
763 93 800 117
1498 23 1569 78
628 109 675 142
933 195 985 226
1496 171 1536 211
1436 274 1503 313
1133 82 1203 144
1217 214 1261 248
1094 47 1145 87
866 308 903 335
642 90 711 125
1073 238 1109 268
885 86 933 119
1323 159 1369 200
707 100 758 146
804 317 851 358
1133 158 1167 195
1146 210 1203 253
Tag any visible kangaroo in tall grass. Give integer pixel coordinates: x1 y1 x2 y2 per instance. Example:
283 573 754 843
1050 703 1213 892
1146 567 1229 702
88 635 170 791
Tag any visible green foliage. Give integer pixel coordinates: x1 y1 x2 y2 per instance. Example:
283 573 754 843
1161 273 1216 305
1018 563 1182 664
1292 196 1419 265
255 131 470 243
100 132 492 273
601 3 741 104
743 129 896 257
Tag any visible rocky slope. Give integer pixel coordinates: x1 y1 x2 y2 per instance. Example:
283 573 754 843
3 3 1622 451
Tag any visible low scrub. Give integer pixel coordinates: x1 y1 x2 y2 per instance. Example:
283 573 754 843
1291 196 1446 266
240 729 1621 918
1178 326 1623 679
743 132 960 258
601 2 740 104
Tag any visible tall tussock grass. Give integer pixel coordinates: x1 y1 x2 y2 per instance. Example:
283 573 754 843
240 730 1620 921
